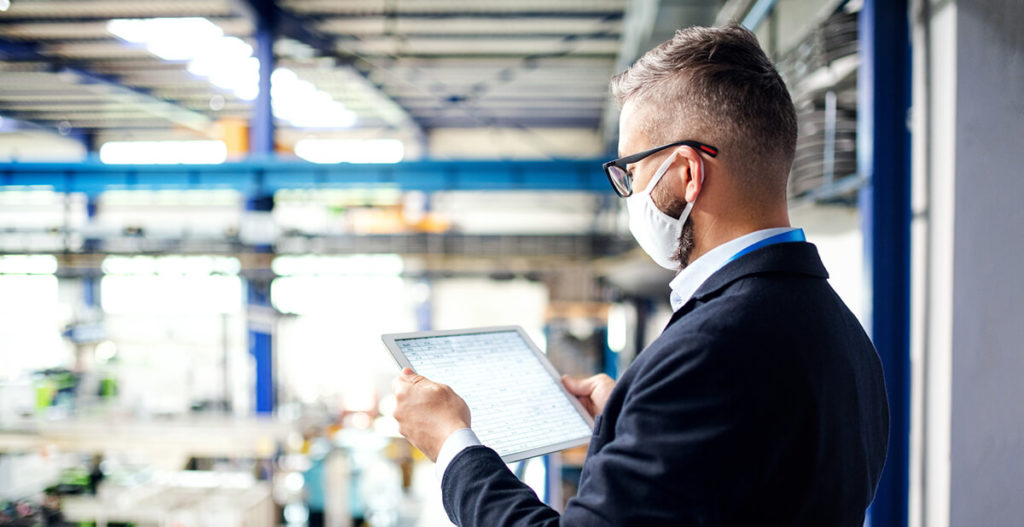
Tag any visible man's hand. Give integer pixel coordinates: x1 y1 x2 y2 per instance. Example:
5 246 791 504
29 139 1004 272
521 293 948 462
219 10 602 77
392 368 471 462
562 373 616 418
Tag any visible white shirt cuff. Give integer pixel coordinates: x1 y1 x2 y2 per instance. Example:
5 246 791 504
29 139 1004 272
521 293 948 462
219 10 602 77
434 428 481 480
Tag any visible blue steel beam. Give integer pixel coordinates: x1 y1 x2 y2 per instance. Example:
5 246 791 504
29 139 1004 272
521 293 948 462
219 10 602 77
0 111 53 133
0 159 610 196
858 0 911 526
0 37 41 61
741 0 780 29
246 0 276 156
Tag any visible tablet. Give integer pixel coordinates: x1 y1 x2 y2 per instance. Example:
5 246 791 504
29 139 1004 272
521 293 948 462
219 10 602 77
382 326 595 463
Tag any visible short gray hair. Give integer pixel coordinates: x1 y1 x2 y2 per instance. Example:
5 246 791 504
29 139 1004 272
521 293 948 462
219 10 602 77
611 24 797 197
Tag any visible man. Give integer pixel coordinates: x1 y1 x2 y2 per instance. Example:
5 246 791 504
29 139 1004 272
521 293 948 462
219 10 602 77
393 24 889 526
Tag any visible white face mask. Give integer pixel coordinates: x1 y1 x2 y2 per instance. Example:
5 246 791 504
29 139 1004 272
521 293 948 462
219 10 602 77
625 153 701 270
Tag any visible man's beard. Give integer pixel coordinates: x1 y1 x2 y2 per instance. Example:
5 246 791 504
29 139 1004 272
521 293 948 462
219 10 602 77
672 218 695 270
651 182 696 271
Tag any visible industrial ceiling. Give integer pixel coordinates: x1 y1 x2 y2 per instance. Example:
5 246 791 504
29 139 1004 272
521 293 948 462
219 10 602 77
0 0 629 144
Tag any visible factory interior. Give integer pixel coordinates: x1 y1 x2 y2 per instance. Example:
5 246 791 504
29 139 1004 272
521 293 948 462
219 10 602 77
0 0 1021 526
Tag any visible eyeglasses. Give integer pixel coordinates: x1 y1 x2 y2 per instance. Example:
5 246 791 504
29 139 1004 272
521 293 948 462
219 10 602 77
603 140 719 198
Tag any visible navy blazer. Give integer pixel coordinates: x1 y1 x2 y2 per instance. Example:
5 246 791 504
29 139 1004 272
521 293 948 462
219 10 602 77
442 241 889 526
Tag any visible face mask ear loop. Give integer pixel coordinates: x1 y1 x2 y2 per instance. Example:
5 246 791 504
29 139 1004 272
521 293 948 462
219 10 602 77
642 150 676 197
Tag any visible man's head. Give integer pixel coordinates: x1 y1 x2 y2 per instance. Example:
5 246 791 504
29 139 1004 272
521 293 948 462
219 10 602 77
610 24 797 266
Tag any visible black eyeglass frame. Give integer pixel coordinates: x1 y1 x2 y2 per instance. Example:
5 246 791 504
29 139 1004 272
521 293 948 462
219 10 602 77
602 139 719 198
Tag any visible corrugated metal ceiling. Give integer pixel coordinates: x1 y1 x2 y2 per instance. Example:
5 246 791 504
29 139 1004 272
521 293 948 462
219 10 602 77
0 0 627 141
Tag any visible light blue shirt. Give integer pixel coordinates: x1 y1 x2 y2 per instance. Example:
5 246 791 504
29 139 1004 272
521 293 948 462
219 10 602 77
434 227 804 481
669 227 800 311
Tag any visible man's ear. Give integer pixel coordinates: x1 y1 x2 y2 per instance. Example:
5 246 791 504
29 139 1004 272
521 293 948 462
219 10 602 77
674 145 704 203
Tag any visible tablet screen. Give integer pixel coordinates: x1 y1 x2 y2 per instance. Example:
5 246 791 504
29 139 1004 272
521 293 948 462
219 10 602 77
385 327 594 462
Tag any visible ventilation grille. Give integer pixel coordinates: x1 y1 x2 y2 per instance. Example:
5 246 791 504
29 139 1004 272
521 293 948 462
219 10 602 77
778 10 860 203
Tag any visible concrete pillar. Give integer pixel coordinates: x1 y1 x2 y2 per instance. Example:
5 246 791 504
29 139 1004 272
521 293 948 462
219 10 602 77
910 1 1024 525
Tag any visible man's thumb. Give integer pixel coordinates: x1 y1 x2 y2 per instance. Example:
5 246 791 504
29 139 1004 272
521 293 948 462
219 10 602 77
562 375 589 395
401 367 425 384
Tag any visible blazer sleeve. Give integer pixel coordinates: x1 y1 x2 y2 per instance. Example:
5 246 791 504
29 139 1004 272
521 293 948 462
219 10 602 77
441 330 769 527
442 446 560 527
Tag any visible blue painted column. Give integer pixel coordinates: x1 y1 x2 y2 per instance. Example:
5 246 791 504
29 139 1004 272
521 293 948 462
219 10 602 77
245 193 276 415
250 0 276 156
858 0 911 525
414 279 432 331
68 129 96 160
631 297 654 364
82 195 100 253
600 326 618 380
247 277 275 415
82 274 98 309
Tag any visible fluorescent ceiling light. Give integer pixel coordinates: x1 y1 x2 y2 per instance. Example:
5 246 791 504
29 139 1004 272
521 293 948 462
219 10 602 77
271 67 357 129
101 275 241 315
108 18 257 101
272 254 404 276
108 19 358 124
294 138 404 164
108 17 222 50
99 140 227 165
102 255 241 276
0 255 58 275
0 1 10 13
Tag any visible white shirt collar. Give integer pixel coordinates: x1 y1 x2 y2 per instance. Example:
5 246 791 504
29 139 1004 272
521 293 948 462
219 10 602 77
669 227 797 311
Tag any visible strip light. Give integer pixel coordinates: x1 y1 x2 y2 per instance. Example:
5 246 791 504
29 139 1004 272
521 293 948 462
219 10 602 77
99 140 227 164
108 18 357 129
108 18 259 101
294 138 403 164
271 68 357 129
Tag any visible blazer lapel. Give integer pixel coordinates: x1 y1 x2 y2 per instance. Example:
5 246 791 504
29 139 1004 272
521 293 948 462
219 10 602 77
663 241 828 330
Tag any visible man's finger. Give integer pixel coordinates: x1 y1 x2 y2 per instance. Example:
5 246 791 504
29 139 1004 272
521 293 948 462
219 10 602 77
392 375 409 396
402 367 427 385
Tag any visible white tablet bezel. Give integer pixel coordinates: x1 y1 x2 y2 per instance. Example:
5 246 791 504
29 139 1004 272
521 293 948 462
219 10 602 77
382 325 595 463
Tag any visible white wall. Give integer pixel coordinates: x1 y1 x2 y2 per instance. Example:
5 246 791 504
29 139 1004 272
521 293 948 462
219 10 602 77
911 0 1024 525
431 278 549 350
789 203 863 321
910 1 958 525
948 0 1024 524
431 191 606 235
0 131 86 162
429 127 604 159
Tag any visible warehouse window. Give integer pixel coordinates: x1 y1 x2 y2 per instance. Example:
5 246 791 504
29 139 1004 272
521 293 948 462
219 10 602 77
0 255 65 379
99 255 245 415
100 255 241 315
272 255 415 408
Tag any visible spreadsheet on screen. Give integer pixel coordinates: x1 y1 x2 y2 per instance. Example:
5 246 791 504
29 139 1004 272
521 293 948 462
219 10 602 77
394 330 591 459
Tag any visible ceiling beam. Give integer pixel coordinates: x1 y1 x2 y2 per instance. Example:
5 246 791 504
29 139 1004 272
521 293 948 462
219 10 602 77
280 11 626 20
0 111 58 133
0 0 235 19
233 0 426 141
0 35 211 132
600 0 719 151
